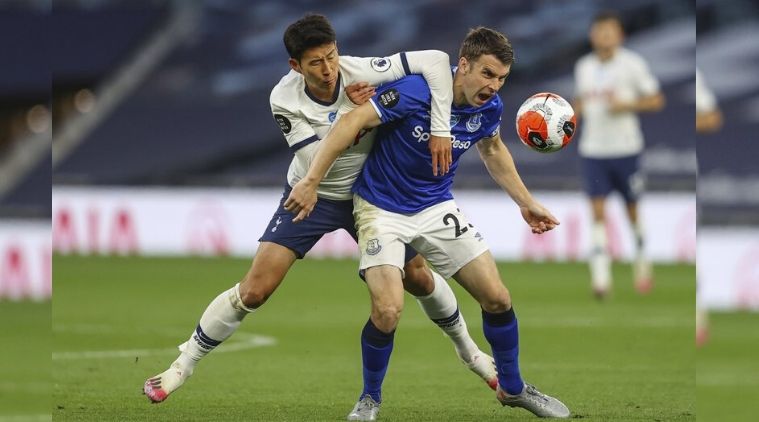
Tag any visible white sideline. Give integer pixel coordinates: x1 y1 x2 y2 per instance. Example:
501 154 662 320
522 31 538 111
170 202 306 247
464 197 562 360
52 332 276 361
0 416 51 422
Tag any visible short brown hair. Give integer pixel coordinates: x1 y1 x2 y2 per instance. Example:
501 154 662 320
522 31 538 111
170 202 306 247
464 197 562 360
458 27 514 65
283 14 336 61
592 10 624 28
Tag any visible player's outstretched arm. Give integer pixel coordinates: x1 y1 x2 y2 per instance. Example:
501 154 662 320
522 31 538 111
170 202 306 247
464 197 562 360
350 50 452 140
346 50 453 174
608 92 665 114
284 103 382 222
476 133 559 234
406 51 454 175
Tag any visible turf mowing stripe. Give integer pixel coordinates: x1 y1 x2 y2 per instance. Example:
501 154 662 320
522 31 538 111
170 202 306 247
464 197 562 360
52 333 276 360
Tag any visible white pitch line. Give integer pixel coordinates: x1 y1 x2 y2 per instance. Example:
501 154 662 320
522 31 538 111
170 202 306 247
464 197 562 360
0 381 49 394
0 415 51 422
52 333 276 361
697 373 759 386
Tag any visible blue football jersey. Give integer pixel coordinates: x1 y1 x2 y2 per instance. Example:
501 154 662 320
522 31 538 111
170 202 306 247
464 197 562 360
353 74 502 213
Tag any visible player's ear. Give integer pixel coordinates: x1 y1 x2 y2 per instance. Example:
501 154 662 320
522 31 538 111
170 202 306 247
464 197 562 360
289 58 302 74
458 57 469 73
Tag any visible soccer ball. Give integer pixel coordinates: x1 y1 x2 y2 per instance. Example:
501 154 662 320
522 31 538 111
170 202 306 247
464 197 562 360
515 92 576 153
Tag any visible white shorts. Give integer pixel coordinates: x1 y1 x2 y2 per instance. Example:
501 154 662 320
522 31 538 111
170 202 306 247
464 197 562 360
353 195 489 279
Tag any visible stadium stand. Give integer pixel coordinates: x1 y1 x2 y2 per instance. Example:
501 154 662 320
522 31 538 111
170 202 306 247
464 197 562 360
50 0 699 197
696 0 759 225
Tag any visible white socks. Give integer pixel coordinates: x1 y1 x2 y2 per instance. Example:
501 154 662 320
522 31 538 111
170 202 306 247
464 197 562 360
589 221 611 291
174 283 255 372
415 271 479 363
632 219 652 281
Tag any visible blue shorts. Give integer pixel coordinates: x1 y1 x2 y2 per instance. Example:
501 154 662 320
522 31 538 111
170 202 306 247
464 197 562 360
259 186 419 262
581 155 644 203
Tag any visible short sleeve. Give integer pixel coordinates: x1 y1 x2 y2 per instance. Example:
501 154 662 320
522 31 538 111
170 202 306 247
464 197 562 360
368 76 431 124
270 102 318 152
632 55 660 97
696 70 717 113
340 54 410 86
483 100 503 139
573 60 584 98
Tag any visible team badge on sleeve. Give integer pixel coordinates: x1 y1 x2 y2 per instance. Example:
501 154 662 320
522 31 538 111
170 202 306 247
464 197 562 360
489 125 501 138
370 57 392 72
378 89 400 108
274 114 291 134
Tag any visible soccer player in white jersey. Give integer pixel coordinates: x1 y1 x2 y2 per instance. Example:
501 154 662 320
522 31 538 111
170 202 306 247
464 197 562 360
695 69 722 134
695 69 722 346
286 27 570 420
573 11 665 298
142 14 497 404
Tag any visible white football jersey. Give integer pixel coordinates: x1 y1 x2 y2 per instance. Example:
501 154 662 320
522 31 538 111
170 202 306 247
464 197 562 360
574 47 660 158
695 69 717 113
270 51 452 200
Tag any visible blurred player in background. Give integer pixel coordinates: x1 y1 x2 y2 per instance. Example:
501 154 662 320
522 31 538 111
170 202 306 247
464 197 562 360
573 11 665 299
286 27 570 420
695 68 722 346
143 14 498 404
695 69 722 134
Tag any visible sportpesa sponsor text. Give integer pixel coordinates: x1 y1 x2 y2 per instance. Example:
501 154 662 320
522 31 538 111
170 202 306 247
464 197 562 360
412 125 472 150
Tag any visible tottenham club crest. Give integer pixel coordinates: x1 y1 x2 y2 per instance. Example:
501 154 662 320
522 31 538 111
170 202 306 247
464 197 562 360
370 57 392 72
366 238 382 255
466 113 482 132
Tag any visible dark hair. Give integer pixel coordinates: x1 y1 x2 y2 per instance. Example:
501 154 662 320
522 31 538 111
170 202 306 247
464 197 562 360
592 10 624 28
458 27 514 66
283 14 337 61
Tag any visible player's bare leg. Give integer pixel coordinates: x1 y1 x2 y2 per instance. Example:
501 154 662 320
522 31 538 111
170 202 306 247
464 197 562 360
144 242 296 403
696 308 709 347
454 251 570 418
626 201 653 294
403 255 497 390
589 198 612 299
348 265 405 421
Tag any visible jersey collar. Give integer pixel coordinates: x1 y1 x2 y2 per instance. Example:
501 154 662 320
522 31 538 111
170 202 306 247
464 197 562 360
303 72 343 106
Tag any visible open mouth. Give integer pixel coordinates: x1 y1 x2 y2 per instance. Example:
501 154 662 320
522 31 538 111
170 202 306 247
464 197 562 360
477 93 492 102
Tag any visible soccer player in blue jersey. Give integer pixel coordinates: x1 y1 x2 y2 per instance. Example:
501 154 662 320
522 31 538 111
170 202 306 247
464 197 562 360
286 27 570 420
143 14 497 405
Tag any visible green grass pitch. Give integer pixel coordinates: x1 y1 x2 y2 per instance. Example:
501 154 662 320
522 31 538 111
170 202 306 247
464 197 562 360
0 300 50 421
697 312 759 422
52 255 695 421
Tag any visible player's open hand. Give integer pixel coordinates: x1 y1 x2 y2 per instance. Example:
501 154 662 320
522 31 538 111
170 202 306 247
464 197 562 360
284 180 318 223
520 202 560 234
429 135 452 176
346 82 376 105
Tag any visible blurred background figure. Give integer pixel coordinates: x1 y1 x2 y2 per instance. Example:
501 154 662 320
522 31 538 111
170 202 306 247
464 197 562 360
694 68 721 347
696 0 759 420
695 69 722 134
0 0 51 420
573 10 665 299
